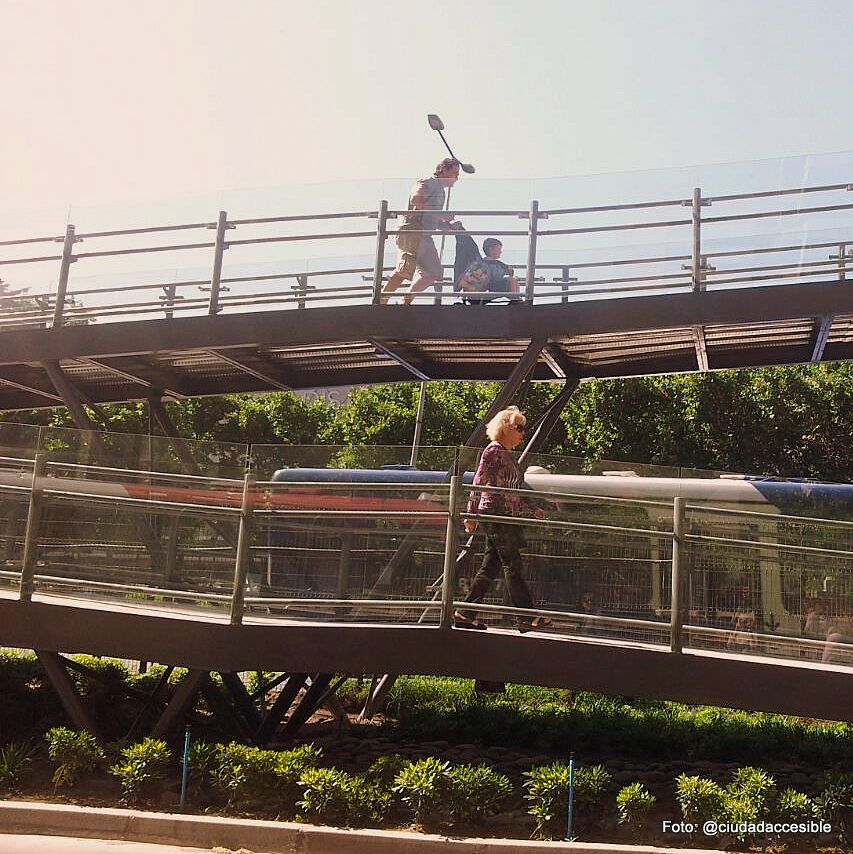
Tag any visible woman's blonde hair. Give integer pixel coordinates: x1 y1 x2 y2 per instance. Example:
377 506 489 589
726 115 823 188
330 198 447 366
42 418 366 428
485 405 526 442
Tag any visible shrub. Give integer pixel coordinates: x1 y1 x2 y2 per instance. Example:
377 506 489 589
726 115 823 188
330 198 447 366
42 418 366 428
186 740 218 797
722 766 777 843
275 744 325 815
45 727 105 789
212 742 323 814
298 767 352 825
616 782 656 834
393 757 451 827
775 787 817 823
364 753 408 786
573 763 612 826
212 743 281 806
345 775 394 827
524 762 571 840
109 738 172 805
815 772 853 844
447 764 512 823
675 774 725 832
0 742 34 791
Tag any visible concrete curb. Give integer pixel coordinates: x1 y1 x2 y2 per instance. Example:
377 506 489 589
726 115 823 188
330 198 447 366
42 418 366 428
0 801 727 854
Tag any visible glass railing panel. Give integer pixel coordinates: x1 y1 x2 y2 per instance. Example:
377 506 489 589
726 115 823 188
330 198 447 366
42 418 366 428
30 486 238 614
245 481 450 624
682 504 853 666
457 485 672 643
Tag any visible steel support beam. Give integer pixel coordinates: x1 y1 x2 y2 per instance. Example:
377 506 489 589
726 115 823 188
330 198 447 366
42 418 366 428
279 673 334 739
85 357 185 399
206 349 294 391
462 336 547 457
254 673 309 745
220 671 262 732
151 669 209 738
0 375 64 403
36 651 100 739
811 315 834 363
518 378 580 466
368 338 431 381
692 325 709 372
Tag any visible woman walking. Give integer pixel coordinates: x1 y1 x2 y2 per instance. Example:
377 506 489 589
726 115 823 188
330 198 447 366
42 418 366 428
454 406 550 633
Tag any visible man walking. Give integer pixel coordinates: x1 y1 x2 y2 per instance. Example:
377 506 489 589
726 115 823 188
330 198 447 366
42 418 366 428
382 157 461 304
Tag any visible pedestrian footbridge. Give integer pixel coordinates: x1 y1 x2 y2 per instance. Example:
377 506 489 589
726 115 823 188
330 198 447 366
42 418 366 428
0 442 850 741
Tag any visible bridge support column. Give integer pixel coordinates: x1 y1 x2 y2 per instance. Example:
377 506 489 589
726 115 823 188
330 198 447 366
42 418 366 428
151 670 209 739
36 651 100 739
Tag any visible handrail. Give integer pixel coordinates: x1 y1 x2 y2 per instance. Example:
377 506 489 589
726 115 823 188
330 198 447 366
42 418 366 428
1 174 852 324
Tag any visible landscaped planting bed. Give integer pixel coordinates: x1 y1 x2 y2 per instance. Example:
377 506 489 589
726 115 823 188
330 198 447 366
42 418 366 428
1 653 851 850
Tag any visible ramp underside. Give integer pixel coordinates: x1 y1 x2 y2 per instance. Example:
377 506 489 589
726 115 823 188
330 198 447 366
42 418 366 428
1 596 849 722
1 284 852 410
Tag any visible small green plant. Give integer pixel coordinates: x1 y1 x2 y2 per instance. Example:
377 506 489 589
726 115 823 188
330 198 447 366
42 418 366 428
447 763 512 824
186 740 218 797
776 787 817 822
574 763 612 826
722 766 777 843
212 743 280 806
393 757 451 827
45 727 105 789
298 767 353 825
212 741 323 814
346 775 394 827
815 772 853 844
616 781 656 835
109 738 172 804
524 762 571 840
675 774 725 833
364 753 408 786
0 742 34 791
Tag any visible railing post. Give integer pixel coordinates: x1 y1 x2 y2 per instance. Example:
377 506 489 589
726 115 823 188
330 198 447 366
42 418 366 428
670 496 685 653
439 475 461 630
691 187 703 292
525 200 540 304
229 470 255 625
292 274 315 309
207 210 229 315
52 224 78 328
831 242 849 282
372 200 389 304
19 453 46 601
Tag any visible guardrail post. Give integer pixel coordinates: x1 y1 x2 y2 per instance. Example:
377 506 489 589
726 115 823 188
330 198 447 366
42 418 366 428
670 496 685 653
691 188 703 292
831 242 850 282
229 470 255 625
52 224 78 328
439 475 461 629
525 200 540 304
292 274 315 309
207 210 229 315
19 453 46 601
372 200 389 304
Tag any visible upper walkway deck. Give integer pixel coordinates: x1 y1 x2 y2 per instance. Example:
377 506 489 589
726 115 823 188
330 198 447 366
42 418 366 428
2 157 853 410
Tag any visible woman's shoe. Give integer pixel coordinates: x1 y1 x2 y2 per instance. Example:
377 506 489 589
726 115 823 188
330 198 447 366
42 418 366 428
517 616 553 633
454 612 488 630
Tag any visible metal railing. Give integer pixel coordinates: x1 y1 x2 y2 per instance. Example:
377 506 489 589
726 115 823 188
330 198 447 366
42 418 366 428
2 176 852 327
1 443 851 670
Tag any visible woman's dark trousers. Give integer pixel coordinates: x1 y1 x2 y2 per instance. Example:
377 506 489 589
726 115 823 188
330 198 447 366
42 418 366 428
462 522 533 620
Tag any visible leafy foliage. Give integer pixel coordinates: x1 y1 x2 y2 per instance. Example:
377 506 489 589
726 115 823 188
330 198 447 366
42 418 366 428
616 781 656 833
45 727 105 789
0 741 34 791
674 774 725 831
446 764 512 823
109 738 172 804
393 757 452 827
524 762 571 840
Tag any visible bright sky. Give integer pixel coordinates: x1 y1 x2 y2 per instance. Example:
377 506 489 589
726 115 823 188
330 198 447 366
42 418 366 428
5 0 853 214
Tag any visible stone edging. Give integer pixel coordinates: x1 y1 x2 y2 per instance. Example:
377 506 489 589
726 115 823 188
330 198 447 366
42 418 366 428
0 800 727 854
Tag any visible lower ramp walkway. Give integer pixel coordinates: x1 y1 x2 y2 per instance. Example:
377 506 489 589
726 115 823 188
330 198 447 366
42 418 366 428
0 446 851 733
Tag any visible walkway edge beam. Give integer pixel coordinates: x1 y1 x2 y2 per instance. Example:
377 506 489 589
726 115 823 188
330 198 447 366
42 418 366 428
0 801 728 854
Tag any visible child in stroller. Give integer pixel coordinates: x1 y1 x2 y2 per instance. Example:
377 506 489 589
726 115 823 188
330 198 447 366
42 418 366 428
451 225 523 304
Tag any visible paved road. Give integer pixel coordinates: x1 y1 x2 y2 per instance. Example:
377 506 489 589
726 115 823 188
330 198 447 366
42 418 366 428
0 836 244 854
